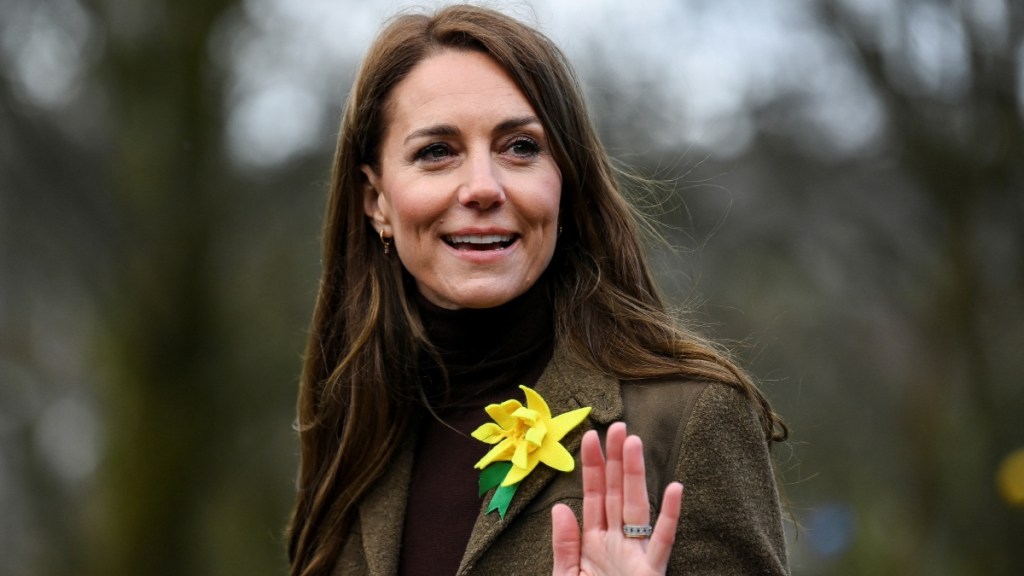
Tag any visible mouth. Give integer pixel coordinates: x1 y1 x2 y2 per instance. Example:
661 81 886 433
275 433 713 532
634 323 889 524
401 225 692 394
443 233 518 251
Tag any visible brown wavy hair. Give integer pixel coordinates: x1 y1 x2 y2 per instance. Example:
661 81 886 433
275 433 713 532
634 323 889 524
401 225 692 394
287 5 787 575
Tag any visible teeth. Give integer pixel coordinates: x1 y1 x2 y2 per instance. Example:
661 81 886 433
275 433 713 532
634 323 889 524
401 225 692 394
446 234 513 244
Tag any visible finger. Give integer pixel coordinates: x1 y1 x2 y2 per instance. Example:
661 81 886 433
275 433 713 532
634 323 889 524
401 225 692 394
603 422 627 530
622 435 651 528
580 429 606 534
646 482 684 570
551 503 582 576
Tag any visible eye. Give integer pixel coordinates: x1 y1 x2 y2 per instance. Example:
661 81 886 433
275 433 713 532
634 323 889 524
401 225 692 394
415 143 452 162
506 136 541 159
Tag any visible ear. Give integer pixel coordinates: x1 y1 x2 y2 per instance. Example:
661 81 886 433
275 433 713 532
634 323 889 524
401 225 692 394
361 164 390 233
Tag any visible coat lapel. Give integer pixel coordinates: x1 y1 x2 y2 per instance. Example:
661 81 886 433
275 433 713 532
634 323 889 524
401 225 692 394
456 346 623 575
358 439 414 576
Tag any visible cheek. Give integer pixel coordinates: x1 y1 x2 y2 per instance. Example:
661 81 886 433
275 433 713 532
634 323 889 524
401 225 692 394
512 165 561 214
525 185 561 261
531 176 562 228
381 185 445 240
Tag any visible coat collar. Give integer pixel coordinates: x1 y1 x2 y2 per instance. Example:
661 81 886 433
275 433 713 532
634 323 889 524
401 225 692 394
355 345 623 576
456 346 622 574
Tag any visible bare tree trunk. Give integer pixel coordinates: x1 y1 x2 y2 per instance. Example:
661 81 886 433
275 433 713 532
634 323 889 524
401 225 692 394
84 1 236 574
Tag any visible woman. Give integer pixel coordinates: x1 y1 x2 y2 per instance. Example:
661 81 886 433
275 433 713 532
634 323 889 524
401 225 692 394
288 5 788 576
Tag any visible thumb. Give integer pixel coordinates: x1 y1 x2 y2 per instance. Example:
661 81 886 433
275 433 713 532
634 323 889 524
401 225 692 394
550 503 581 576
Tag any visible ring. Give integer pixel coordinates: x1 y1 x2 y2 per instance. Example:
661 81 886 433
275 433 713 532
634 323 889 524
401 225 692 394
622 524 653 538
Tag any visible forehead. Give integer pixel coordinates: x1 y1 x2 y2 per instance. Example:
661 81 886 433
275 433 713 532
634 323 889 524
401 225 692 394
383 49 538 135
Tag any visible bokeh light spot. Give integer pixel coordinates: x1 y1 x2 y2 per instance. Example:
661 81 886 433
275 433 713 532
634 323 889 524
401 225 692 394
806 502 857 558
997 448 1024 507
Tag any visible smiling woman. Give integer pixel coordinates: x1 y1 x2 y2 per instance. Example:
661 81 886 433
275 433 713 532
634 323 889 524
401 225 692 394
361 49 562 310
288 5 788 576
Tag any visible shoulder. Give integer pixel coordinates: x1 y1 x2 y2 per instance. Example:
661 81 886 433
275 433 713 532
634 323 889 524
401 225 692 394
678 382 774 486
617 380 768 488
622 379 768 450
673 382 789 574
687 382 769 451
640 379 776 511
620 378 710 428
620 379 788 575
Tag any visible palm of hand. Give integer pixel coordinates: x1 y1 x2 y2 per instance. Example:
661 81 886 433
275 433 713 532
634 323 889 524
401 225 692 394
550 423 684 576
573 530 667 576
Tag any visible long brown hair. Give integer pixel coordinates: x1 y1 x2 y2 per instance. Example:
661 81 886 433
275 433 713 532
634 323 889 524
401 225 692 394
287 5 787 575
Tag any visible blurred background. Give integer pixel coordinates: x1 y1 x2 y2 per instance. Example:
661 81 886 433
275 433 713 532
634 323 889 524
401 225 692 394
1 0 1022 574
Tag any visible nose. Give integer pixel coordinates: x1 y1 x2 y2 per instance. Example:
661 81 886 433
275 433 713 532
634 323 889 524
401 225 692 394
458 152 506 210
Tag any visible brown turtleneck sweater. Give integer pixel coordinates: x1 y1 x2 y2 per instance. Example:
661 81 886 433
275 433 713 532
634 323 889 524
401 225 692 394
397 282 554 576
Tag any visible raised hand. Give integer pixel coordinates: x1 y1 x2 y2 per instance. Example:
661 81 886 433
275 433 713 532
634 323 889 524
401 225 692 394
551 422 684 576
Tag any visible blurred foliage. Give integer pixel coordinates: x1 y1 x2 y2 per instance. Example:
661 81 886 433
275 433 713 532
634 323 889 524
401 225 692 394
0 0 1022 575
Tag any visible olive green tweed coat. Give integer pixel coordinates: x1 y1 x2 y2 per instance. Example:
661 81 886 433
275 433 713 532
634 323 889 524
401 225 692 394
334 346 789 575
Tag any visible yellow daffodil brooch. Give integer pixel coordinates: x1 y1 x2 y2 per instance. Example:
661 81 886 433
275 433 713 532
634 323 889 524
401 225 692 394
472 385 591 518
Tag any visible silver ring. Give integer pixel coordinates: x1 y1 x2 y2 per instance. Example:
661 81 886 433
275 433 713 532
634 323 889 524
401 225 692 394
622 524 653 538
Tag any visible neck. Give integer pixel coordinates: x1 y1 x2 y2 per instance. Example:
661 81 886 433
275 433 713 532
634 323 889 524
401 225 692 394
415 278 554 409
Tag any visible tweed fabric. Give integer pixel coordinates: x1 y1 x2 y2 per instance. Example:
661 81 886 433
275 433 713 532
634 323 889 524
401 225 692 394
335 346 789 575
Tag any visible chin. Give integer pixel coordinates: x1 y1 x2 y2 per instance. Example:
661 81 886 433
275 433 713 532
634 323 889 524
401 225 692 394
436 285 527 310
452 293 517 310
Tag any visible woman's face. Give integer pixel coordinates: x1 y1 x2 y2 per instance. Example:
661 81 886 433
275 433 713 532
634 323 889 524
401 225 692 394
363 50 562 310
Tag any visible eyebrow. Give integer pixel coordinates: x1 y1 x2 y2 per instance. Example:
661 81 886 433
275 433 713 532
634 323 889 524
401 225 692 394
402 116 542 144
494 116 542 134
403 124 459 144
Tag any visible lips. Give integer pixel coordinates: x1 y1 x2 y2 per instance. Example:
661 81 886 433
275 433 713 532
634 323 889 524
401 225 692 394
443 233 518 251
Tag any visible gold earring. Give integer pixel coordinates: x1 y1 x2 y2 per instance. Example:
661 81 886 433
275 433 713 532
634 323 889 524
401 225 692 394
380 229 390 255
